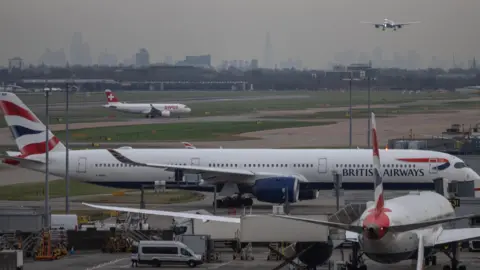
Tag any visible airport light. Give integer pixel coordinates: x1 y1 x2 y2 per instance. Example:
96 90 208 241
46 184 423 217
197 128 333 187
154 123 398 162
349 71 353 149
367 69 371 148
44 86 51 228
65 77 74 214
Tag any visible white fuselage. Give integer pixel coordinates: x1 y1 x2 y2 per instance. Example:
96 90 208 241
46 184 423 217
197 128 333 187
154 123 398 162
104 102 191 117
358 191 455 264
19 148 479 193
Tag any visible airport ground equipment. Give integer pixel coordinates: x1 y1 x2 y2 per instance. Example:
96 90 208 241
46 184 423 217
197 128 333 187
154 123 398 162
175 234 219 262
34 230 67 260
0 250 23 270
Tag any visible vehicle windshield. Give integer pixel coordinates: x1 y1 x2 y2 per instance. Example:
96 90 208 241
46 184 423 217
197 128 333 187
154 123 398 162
181 248 192 256
454 162 468 169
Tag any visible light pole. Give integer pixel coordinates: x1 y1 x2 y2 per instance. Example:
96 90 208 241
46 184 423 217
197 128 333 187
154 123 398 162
44 86 51 228
65 80 71 214
349 71 353 149
367 69 371 148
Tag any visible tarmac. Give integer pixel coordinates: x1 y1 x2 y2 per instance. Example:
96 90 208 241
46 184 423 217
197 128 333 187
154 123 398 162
22 249 480 270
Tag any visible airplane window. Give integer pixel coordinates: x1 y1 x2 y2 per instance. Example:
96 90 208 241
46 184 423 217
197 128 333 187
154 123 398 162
454 162 467 169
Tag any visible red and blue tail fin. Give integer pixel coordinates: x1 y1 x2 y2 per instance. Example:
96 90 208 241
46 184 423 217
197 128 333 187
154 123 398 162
371 112 384 214
0 92 65 157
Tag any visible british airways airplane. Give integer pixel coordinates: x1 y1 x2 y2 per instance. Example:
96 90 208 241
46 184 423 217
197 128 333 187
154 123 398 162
102 89 191 118
1 92 479 208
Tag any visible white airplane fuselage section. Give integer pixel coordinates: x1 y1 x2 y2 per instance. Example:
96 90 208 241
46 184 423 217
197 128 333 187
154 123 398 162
105 102 191 116
358 191 455 263
22 148 479 192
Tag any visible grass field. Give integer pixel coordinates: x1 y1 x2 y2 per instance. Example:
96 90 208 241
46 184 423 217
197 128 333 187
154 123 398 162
262 100 480 120
14 90 471 106
0 179 124 201
0 91 473 128
73 190 204 204
55 121 335 142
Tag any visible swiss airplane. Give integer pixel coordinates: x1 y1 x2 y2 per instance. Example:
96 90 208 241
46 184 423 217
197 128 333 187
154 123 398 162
102 89 192 118
83 113 480 270
361 18 420 31
1 92 480 208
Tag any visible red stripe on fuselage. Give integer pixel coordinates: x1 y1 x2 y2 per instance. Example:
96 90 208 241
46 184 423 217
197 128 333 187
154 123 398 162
20 137 59 156
397 158 449 163
0 100 39 123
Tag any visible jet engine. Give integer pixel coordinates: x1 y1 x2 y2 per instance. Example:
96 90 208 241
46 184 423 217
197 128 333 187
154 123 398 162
161 110 171 117
252 177 300 203
295 242 333 268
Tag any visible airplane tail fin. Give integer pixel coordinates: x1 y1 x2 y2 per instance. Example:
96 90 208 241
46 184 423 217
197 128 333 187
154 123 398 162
104 89 120 104
182 142 196 149
371 112 384 214
0 92 66 157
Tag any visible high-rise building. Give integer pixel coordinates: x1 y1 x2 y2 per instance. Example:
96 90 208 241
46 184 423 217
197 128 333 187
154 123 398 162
135 48 150 67
69 32 92 66
263 32 273 69
98 49 118 66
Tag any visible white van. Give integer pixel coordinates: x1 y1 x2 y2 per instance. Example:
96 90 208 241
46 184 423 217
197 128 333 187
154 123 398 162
136 240 203 268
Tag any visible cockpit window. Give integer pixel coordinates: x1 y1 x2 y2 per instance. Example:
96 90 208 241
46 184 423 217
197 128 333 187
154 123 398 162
454 162 467 169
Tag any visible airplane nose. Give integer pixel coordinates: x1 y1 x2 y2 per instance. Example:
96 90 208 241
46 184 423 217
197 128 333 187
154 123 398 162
186 108 191 113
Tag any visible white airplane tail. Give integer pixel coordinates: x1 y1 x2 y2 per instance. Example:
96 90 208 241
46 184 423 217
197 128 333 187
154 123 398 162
0 92 66 157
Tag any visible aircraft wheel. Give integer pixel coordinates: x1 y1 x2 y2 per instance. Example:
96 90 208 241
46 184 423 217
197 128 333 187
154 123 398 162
242 198 253 207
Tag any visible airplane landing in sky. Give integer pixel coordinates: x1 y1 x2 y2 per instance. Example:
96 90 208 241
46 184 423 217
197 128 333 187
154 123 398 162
361 18 420 31
102 89 191 118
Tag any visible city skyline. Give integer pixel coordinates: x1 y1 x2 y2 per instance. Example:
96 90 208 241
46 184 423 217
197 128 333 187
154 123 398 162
1 0 479 69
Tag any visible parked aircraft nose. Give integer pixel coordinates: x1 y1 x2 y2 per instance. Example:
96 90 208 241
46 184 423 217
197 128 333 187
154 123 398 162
185 107 191 113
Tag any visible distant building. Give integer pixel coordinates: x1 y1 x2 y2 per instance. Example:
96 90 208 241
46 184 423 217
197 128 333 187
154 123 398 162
8 57 23 71
135 48 150 67
250 59 259 69
98 49 118 66
176 54 211 68
38 48 67 67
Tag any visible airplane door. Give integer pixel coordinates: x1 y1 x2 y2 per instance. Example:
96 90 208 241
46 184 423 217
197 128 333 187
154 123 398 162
191 158 200 166
318 158 327 173
429 158 438 174
77 157 87 173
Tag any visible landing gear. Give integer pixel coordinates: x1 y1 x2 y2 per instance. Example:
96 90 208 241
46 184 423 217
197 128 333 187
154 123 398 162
214 195 253 208
425 255 437 266
145 114 155 118
346 242 367 270
441 242 467 270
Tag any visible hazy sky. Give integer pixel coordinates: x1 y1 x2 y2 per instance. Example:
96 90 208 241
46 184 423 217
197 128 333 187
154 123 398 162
1 0 479 68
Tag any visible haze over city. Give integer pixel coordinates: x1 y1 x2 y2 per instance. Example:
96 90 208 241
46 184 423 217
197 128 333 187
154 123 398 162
1 0 479 69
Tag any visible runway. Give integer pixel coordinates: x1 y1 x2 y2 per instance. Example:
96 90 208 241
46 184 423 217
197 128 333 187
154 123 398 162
24 94 311 110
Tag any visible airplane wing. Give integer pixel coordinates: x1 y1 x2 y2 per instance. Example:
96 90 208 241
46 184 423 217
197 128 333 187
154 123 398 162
434 228 480 246
0 154 45 165
107 148 255 177
271 215 364 234
396 21 421 26
360 21 383 27
82 203 241 223
271 214 476 235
